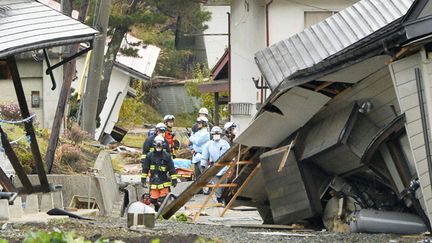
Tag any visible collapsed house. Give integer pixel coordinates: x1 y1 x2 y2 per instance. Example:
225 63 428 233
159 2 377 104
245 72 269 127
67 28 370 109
232 0 432 233
162 0 432 234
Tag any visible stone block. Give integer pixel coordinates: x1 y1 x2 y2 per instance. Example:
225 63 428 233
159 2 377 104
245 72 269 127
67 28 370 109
9 196 23 218
24 194 39 214
52 191 64 209
0 199 10 220
40 193 54 212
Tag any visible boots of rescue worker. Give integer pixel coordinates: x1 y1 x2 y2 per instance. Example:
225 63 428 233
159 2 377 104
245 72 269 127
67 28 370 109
150 198 160 211
141 135 178 211
157 196 166 211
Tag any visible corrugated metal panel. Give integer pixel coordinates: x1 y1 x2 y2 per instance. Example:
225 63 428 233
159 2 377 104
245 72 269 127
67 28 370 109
0 0 97 58
255 0 414 90
115 34 160 80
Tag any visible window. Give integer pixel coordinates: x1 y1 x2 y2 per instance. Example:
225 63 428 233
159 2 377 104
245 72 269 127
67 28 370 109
230 103 253 116
304 11 336 29
0 60 11 79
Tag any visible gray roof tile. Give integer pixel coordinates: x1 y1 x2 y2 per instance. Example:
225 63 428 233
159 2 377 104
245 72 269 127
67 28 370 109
0 0 97 58
255 0 414 90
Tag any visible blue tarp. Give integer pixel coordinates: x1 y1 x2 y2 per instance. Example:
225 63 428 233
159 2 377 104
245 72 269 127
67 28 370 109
173 158 192 169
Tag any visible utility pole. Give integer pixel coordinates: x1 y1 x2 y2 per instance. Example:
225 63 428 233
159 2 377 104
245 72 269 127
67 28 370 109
82 0 110 136
45 0 90 173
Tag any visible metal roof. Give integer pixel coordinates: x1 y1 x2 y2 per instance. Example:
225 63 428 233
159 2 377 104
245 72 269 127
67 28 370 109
115 34 161 80
0 0 97 58
255 0 414 91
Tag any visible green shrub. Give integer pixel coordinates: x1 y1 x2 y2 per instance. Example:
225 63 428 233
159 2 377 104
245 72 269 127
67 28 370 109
14 147 34 174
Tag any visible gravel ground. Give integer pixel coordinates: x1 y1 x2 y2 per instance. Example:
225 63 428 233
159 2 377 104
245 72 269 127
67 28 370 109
0 216 429 242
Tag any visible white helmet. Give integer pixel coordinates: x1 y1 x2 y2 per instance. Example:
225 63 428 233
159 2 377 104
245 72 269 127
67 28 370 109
224 122 236 131
155 123 167 132
197 116 209 126
211 126 222 135
163 114 175 122
153 135 165 147
198 107 209 116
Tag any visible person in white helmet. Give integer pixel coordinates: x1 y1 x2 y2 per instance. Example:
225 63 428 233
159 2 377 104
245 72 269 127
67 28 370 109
222 122 237 145
163 114 177 155
141 123 170 160
141 135 177 211
191 107 213 134
201 126 231 201
189 116 210 180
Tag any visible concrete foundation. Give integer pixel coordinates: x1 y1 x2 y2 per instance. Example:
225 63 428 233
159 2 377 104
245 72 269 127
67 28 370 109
52 191 64 208
13 151 121 216
39 193 54 212
9 196 23 218
0 199 10 220
24 194 39 214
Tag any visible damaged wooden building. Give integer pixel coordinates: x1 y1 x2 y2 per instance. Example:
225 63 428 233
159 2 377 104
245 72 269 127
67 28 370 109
163 0 432 234
234 0 432 233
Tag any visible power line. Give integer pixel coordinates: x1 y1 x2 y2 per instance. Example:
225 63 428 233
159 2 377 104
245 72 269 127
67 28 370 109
283 0 344 12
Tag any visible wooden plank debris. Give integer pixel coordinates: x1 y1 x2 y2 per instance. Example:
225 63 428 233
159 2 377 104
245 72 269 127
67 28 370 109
228 224 312 231
221 163 261 217
160 144 240 219
193 160 239 222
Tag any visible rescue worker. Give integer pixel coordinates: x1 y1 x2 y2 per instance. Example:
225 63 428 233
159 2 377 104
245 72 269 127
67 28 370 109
201 126 231 203
222 122 237 145
141 135 178 211
142 123 170 159
189 116 210 180
191 107 213 134
163 114 177 156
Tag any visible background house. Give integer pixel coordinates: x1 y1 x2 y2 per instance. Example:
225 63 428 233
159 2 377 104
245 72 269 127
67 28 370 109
35 0 161 141
74 34 160 141
152 76 201 116
229 0 358 133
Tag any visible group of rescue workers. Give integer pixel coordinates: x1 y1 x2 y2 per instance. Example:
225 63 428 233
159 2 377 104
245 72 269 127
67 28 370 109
141 107 237 211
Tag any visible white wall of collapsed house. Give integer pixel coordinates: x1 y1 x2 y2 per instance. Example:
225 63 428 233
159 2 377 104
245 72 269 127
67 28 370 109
390 50 432 219
229 0 356 134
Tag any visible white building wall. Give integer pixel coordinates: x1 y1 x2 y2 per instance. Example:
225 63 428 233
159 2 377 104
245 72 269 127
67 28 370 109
230 0 266 133
0 59 51 128
389 52 432 221
42 55 63 129
203 5 230 69
268 0 355 45
95 69 130 140
230 0 356 134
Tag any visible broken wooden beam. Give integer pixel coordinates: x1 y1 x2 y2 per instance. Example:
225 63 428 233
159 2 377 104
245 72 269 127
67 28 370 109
0 125 33 193
0 165 16 192
206 183 238 188
221 163 261 217
193 159 239 222
160 144 241 219
7 56 50 192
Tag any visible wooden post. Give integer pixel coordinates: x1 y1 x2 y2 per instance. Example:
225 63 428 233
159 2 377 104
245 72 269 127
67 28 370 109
0 165 16 192
0 125 33 193
192 160 239 222
46 0 90 173
6 56 49 192
220 163 261 217
161 144 240 219
214 92 219 126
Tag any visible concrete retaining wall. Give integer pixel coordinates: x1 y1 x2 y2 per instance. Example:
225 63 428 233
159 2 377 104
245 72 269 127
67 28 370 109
14 151 120 216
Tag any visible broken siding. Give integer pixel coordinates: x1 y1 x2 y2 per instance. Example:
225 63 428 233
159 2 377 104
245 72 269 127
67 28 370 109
389 52 432 219
312 67 401 129
260 147 321 224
